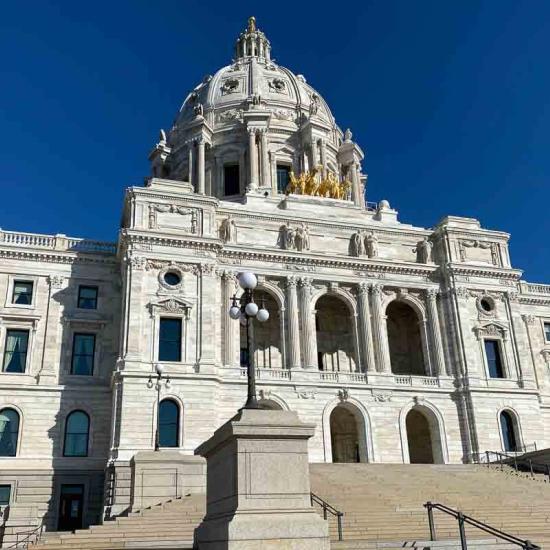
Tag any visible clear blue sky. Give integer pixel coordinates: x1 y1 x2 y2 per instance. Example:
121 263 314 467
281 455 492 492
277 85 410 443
1 1 549 282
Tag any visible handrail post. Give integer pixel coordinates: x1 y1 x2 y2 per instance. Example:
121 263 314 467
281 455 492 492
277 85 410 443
546 464 550 483
427 501 436 541
529 460 534 478
337 512 343 541
499 453 503 471
514 454 518 472
485 451 489 466
458 512 468 550
323 502 327 520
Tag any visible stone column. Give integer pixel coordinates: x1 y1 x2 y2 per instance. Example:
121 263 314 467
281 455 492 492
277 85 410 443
298 277 317 369
350 162 361 206
248 129 258 190
320 139 327 175
223 271 239 367
357 282 376 373
188 143 194 187
370 283 392 373
260 129 270 188
286 277 301 369
270 154 277 194
311 139 319 171
197 138 206 195
426 289 447 376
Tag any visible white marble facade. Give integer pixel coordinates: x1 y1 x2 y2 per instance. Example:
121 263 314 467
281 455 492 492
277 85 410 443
2 16 550 536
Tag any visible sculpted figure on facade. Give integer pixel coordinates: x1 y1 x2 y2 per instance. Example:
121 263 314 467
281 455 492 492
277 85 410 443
365 232 378 258
220 216 236 243
351 230 365 257
414 237 433 264
294 224 310 251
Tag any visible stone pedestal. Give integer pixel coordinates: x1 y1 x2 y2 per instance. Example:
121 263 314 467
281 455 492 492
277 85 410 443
194 409 330 549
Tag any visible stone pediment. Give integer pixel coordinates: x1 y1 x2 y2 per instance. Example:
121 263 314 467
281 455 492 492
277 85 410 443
473 322 508 340
149 297 193 318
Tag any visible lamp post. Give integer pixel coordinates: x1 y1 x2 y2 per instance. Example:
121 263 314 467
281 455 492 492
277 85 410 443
147 363 171 450
229 272 269 409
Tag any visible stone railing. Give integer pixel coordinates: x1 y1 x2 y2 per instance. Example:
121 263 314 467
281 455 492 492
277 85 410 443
0 230 116 255
319 371 367 384
394 374 440 387
519 281 550 296
240 367 291 380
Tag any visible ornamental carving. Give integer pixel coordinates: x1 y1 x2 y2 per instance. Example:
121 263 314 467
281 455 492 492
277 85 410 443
216 109 243 123
129 256 147 270
373 392 392 403
268 78 286 93
258 389 272 400
149 297 192 318
541 350 550 364
522 314 537 325
473 323 508 341
148 204 198 233
458 239 499 266
221 78 240 94
279 223 310 251
271 109 294 121
295 387 317 399
338 388 349 401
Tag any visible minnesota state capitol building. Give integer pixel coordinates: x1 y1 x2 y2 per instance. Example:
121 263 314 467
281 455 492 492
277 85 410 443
2 17 550 535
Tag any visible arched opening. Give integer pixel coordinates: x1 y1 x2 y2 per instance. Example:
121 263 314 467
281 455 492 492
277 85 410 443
0 408 20 457
405 407 444 464
241 290 282 369
500 410 518 452
387 301 426 375
316 295 356 372
159 399 180 448
63 410 90 457
330 405 365 463
258 399 283 410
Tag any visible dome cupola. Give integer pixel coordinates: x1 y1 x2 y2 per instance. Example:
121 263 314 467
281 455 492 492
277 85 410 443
149 17 366 208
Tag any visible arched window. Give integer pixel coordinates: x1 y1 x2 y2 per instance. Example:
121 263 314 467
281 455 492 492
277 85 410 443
63 411 90 457
500 411 518 452
159 400 179 448
0 408 20 457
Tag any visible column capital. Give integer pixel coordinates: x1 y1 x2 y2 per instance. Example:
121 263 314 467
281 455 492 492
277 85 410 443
286 276 298 289
47 275 65 289
357 281 369 295
426 288 440 301
370 282 384 296
297 276 313 287
247 127 259 136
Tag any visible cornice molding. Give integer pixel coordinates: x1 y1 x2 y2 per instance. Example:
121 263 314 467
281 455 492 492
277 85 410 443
0 248 117 266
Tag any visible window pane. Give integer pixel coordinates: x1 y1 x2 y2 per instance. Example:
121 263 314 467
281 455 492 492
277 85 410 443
485 340 504 378
224 165 240 196
159 400 179 447
64 411 89 457
500 412 517 452
0 485 11 505
12 281 33 305
78 286 98 309
159 319 182 362
3 330 29 373
71 334 95 375
545 323 550 342
0 408 20 457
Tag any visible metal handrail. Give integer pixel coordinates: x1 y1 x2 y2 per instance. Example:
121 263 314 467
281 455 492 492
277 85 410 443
483 450 550 483
5 521 45 550
310 492 344 541
424 501 540 550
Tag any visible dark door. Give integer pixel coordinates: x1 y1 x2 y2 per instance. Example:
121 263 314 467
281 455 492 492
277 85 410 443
58 484 84 531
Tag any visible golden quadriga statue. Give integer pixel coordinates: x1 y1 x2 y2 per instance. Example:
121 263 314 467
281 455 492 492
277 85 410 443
286 167 351 200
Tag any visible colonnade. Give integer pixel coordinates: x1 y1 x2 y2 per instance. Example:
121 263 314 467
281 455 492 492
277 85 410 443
221 273 447 376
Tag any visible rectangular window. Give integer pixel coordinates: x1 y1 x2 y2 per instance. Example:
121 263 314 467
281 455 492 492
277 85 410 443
485 340 505 378
276 165 290 194
2 329 29 373
78 286 98 309
224 164 240 196
240 347 249 367
0 485 11 506
71 334 96 375
12 281 33 305
544 322 550 343
159 318 182 362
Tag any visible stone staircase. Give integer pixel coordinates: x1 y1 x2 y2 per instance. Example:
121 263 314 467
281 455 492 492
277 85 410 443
27 464 550 549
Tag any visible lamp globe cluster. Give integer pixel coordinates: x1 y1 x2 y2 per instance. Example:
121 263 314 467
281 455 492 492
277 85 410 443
228 272 269 324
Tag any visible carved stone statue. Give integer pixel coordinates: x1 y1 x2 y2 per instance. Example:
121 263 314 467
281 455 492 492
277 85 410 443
309 93 320 116
344 128 353 142
279 224 295 250
194 103 204 117
220 216 236 243
365 232 378 258
351 231 365 257
414 237 433 264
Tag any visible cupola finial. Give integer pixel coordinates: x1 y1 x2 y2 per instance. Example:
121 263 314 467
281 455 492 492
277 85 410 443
247 16 257 33
234 17 271 62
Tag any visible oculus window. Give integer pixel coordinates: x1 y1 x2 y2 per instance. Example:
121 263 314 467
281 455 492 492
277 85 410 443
63 410 90 457
224 164 240 196
2 329 29 373
71 334 96 375
0 408 20 457
484 340 504 378
276 165 290 194
159 318 182 362
159 399 179 447
12 281 33 305
77 286 98 310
